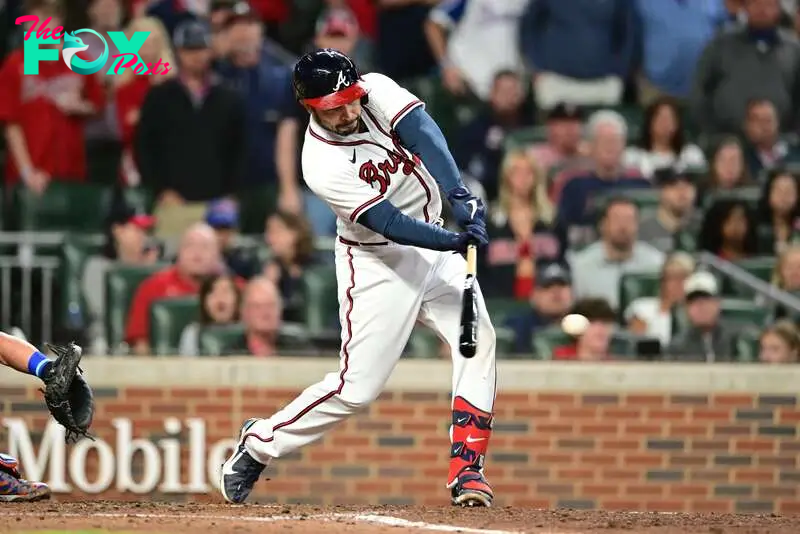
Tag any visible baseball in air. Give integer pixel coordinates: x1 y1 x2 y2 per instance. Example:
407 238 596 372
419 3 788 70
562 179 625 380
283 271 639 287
561 314 589 336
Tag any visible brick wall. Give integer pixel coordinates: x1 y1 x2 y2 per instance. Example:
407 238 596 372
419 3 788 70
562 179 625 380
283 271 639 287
2 385 800 512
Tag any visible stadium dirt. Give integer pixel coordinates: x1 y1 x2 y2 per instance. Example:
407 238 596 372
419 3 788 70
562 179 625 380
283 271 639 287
2 502 800 533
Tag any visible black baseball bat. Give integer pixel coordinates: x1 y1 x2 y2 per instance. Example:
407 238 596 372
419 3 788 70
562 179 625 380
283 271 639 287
459 244 478 358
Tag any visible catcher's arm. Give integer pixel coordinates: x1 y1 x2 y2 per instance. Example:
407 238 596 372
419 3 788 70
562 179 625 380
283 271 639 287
0 331 53 378
0 332 94 443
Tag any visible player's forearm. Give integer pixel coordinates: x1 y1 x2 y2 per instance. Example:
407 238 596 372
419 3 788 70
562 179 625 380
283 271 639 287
394 107 464 196
0 331 52 379
360 200 462 251
276 119 299 190
5 124 33 175
424 19 449 64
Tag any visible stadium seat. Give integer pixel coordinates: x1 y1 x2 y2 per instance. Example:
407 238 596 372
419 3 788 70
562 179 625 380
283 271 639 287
734 329 761 363
674 230 697 252
405 325 443 359
484 298 530 325
120 186 154 213
720 298 771 328
724 256 776 296
149 296 200 356
105 262 169 354
531 326 572 360
60 233 105 329
618 272 661 318
12 182 109 232
591 188 661 216
198 323 247 356
302 264 339 335
702 186 761 211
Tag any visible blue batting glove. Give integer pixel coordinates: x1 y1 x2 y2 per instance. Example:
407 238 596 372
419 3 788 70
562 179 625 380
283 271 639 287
447 186 486 229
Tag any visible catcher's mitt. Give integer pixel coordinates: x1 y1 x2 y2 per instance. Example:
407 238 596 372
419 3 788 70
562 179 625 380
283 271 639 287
40 342 95 443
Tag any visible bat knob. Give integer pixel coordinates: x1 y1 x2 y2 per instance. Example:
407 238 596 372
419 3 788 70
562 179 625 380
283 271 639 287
459 343 476 358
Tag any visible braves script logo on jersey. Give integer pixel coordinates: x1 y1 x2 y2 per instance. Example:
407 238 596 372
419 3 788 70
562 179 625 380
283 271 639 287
358 143 421 195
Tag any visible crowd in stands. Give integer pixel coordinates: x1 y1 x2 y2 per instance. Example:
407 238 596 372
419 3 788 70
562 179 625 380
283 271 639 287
1 0 800 363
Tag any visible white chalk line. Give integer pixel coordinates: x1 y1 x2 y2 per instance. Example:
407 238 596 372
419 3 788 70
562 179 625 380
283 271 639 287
7 510 585 534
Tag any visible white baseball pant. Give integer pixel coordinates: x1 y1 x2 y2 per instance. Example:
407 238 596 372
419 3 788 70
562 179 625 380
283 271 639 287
242 240 497 463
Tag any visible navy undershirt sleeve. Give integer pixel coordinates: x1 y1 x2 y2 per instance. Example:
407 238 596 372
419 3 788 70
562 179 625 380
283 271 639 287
393 107 464 196
359 200 462 251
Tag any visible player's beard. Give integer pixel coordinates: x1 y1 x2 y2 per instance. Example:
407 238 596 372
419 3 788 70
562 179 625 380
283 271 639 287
335 117 361 136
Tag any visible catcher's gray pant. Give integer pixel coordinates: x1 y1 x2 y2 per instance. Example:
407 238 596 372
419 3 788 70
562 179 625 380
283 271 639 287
243 242 497 464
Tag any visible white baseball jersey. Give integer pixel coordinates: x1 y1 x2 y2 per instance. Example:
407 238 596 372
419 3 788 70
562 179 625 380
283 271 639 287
241 72 497 478
301 72 444 244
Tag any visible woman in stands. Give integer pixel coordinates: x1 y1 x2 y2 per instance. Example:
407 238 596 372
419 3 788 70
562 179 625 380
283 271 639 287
757 168 800 253
262 211 315 324
625 252 695 346
698 199 758 261
624 96 706 179
115 16 176 185
703 137 753 195
759 320 800 363
481 149 562 300
179 274 242 356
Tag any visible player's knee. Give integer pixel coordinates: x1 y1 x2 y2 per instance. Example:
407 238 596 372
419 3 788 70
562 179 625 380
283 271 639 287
338 384 382 410
479 314 496 355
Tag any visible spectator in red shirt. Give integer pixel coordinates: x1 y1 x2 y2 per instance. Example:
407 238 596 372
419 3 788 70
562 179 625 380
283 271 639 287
125 222 221 355
0 0 105 192
115 16 176 185
553 297 617 361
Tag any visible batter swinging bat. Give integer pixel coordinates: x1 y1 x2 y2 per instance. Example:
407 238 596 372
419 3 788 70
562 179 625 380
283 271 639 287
459 244 478 358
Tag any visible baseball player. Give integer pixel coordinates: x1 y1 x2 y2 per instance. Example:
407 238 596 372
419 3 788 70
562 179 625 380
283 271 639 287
221 49 496 507
0 332 94 501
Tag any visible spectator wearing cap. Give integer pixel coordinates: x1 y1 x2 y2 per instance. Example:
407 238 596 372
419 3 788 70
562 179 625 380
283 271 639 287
504 263 574 354
519 0 636 110
623 97 707 180
481 149 561 300
625 252 696 346
690 0 800 135
125 222 223 355
632 0 727 106
639 168 700 253
667 272 738 362
424 0 527 100
568 198 665 309
454 71 532 202
310 6 374 73
205 199 260 279
135 19 246 241
551 298 617 361
741 99 800 178
527 103 589 182
215 3 302 219
82 194 160 353
114 16 176 186
0 0 105 193
552 111 649 234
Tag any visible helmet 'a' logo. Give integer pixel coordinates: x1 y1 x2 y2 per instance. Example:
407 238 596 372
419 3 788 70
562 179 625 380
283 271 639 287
334 70 351 91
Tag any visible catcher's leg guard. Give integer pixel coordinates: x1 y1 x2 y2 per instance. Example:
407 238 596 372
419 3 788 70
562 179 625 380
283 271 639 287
447 396 494 507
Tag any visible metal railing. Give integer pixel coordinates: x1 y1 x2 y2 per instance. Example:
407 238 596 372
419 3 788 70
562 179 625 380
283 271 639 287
697 251 800 315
